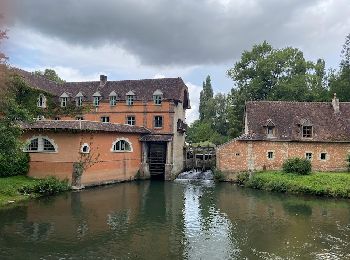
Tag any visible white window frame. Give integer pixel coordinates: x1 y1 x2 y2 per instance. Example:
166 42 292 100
37 94 47 108
101 116 110 123
110 96 117 106
24 136 58 153
111 138 133 153
305 152 313 160
76 96 83 107
93 96 100 107
153 95 162 105
80 143 90 154
126 116 135 126
126 95 134 106
61 97 68 108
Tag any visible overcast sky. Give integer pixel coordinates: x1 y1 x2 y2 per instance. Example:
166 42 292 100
1 0 350 123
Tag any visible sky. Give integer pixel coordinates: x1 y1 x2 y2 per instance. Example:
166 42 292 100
1 0 350 123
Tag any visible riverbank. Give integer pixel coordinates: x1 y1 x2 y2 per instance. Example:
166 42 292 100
0 176 70 206
0 176 40 206
240 171 350 198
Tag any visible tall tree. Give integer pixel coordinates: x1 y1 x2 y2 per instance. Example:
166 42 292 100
227 41 328 137
199 75 215 121
330 33 350 101
35 68 65 83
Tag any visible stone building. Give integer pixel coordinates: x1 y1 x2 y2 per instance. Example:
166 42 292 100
217 95 350 177
17 69 190 184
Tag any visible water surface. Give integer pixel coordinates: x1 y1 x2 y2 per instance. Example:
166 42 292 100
0 181 349 259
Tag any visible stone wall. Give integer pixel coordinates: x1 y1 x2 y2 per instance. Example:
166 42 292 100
217 140 350 174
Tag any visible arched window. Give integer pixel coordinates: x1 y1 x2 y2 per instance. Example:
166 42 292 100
25 136 57 153
37 94 47 108
80 143 90 154
111 138 132 152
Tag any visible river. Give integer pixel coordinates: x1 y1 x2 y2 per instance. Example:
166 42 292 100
0 180 349 259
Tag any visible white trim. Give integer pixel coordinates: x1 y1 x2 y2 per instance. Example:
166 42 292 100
111 137 133 153
24 135 58 153
80 143 90 154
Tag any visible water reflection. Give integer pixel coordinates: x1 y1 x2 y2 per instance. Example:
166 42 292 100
0 181 349 259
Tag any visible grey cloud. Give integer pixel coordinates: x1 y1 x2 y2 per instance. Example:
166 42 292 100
8 0 350 66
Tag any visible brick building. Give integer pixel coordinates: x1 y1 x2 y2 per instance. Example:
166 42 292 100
217 96 350 177
17 69 190 185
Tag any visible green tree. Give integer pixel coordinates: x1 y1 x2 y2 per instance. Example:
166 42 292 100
227 41 328 136
199 75 215 121
35 68 65 83
330 33 350 101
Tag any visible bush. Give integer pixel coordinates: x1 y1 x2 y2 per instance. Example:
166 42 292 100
213 168 225 182
19 176 69 196
346 154 350 172
282 157 311 175
236 172 250 185
0 152 30 177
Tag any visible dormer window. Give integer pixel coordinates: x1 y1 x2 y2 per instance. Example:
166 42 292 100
37 94 47 108
267 126 274 137
92 91 101 107
153 89 163 105
302 126 313 138
61 97 67 107
126 91 135 106
75 92 84 107
60 92 70 108
109 91 117 106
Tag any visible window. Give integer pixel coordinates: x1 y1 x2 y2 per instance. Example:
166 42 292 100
302 126 313 138
76 97 83 107
320 153 327 160
154 116 163 128
28 138 39 151
25 137 57 153
101 116 110 123
153 95 162 105
267 126 274 137
126 95 134 105
267 151 274 159
80 143 90 154
235 153 240 156
93 96 100 107
37 94 46 108
76 116 84 120
112 139 132 152
54 117 60 120
61 97 67 107
126 116 135 125
110 96 117 106
306 152 313 160
43 138 55 151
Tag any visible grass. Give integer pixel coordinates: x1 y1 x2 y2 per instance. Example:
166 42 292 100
0 175 40 206
244 171 350 198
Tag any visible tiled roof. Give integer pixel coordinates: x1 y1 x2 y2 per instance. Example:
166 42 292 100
13 68 189 105
140 134 173 142
20 120 151 134
241 101 350 142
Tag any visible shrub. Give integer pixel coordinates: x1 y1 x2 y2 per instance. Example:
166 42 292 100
0 152 30 177
19 176 69 196
236 172 250 185
346 154 350 172
213 168 225 182
282 157 311 175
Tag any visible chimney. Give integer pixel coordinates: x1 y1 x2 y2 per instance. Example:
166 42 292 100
332 93 340 113
100 75 107 86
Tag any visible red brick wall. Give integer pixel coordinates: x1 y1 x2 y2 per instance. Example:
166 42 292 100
22 131 142 185
217 140 350 173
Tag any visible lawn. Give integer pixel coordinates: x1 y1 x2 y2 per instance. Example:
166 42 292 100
0 176 39 206
245 171 350 198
